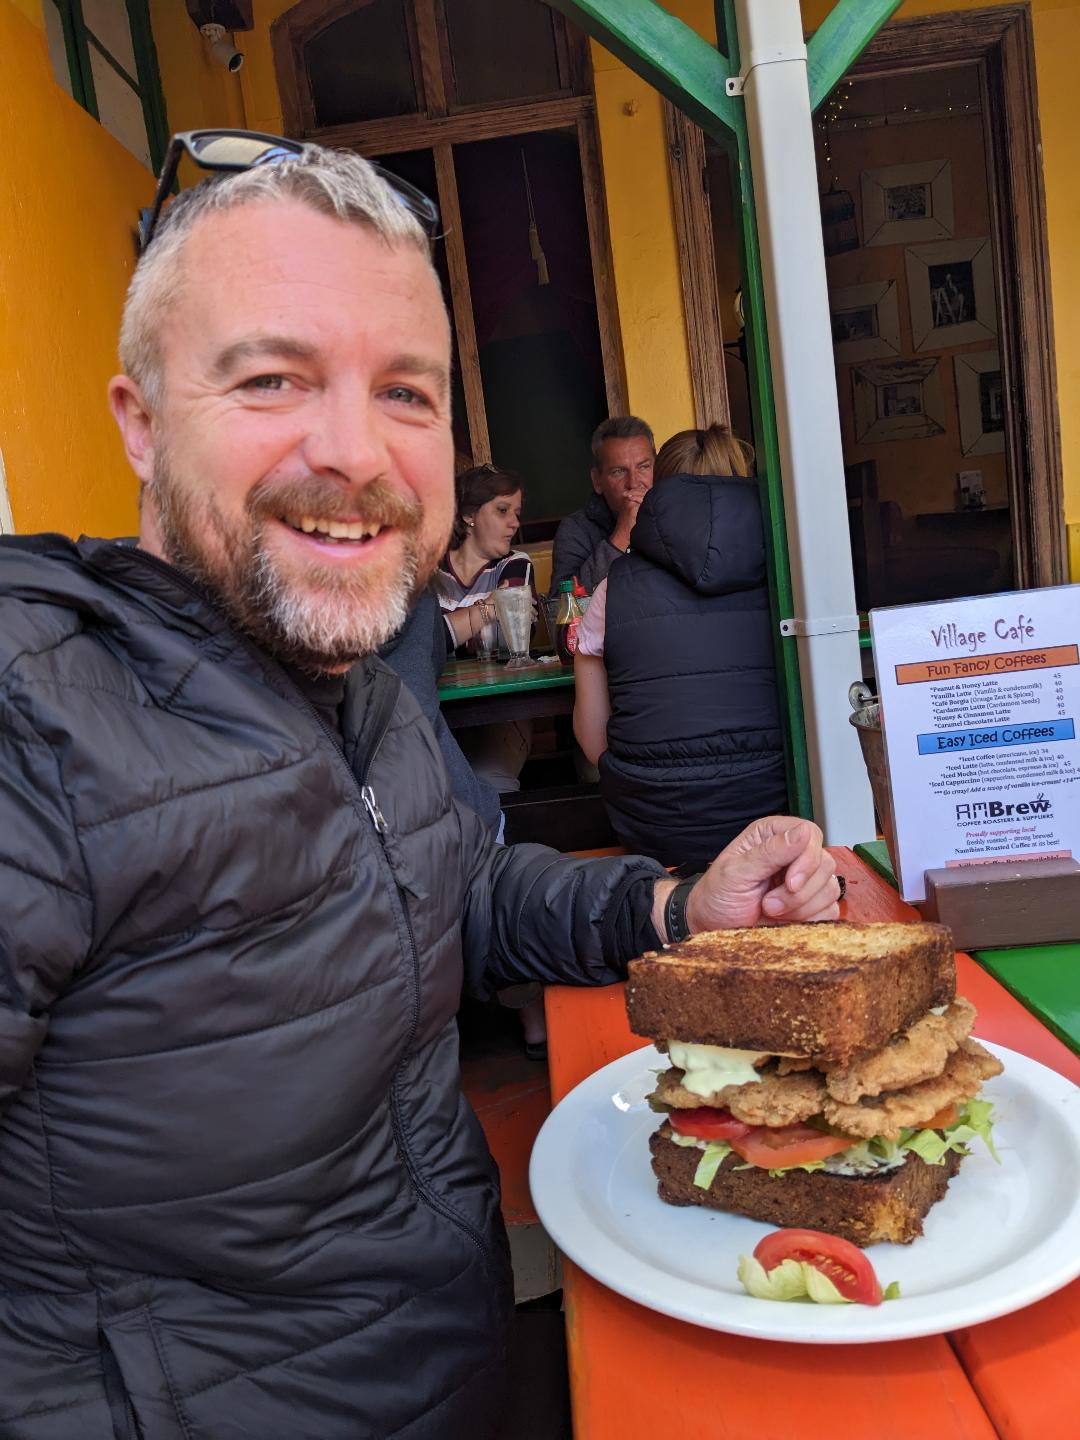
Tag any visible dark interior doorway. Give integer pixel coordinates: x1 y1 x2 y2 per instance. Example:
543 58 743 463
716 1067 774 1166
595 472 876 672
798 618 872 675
453 131 608 524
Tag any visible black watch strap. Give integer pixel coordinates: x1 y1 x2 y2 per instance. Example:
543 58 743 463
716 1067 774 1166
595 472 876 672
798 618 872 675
664 875 703 945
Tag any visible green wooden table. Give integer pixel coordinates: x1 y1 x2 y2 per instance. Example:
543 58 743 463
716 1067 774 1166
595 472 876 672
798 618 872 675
437 657 575 730
854 840 1080 1055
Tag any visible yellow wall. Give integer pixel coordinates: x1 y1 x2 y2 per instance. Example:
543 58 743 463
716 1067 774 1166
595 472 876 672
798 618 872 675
0 0 155 537
150 0 245 139
589 48 695 437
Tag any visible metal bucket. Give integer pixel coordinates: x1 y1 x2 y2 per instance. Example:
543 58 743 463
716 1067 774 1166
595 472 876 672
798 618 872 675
847 682 898 872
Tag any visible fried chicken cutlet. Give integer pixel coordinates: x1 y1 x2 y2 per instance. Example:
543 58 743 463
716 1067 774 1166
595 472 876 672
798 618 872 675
822 1038 1003 1140
654 1064 827 1127
823 998 977 1105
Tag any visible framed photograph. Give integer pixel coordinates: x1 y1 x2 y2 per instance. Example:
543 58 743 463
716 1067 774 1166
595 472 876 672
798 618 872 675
852 357 946 443
830 281 901 362
905 238 998 350
954 350 1005 455
861 160 954 246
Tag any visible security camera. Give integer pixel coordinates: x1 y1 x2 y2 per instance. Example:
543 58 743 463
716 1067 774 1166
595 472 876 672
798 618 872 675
201 23 244 74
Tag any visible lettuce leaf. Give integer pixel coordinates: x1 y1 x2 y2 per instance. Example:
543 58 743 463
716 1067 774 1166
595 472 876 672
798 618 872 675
767 1159 826 1177
803 1264 850 1305
692 1141 732 1189
900 1098 999 1167
737 1255 849 1304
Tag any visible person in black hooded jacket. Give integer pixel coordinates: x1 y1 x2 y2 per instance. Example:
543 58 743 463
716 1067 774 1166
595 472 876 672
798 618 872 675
0 141 843 1440
574 425 790 870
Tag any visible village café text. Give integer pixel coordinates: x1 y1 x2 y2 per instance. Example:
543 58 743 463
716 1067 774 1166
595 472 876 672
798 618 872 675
931 615 1035 654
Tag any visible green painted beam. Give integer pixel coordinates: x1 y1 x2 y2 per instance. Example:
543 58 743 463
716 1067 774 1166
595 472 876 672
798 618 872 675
807 0 904 113
548 0 739 137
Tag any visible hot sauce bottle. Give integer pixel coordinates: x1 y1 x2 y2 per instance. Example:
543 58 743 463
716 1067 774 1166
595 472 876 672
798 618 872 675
555 578 585 667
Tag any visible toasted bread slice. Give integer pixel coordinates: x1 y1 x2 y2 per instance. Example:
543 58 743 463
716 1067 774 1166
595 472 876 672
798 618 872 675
626 921 954 1064
649 1126 962 1246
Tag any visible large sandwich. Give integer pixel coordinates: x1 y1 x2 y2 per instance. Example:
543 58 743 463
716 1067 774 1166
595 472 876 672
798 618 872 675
626 921 1002 1246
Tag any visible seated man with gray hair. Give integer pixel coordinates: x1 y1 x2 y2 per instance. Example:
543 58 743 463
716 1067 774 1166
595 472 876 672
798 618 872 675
550 414 656 592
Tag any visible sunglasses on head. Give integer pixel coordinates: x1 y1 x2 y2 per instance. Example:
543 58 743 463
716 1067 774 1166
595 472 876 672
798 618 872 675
138 128 440 252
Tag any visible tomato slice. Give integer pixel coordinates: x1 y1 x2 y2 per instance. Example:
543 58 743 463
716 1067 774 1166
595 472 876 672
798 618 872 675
923 1103 959 1131
668 1107 753 1142
730 1124 852 1170
754 1228 883 1305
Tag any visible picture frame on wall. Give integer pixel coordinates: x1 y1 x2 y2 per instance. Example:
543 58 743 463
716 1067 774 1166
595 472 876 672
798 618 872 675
955 350 1006 455
852 357 946 443
905 238 998 350
861 159 954 246
830 281 902 362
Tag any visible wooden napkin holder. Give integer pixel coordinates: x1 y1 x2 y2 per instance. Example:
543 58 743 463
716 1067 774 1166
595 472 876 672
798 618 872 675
918 857 1080 950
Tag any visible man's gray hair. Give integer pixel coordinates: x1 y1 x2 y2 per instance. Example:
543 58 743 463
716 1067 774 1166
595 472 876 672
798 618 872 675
590 414 655 465
119 144 433 410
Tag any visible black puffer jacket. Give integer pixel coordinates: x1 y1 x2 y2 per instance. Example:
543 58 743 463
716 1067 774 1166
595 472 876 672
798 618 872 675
0 535 664 1440
599 473 788 867
550 491 620 593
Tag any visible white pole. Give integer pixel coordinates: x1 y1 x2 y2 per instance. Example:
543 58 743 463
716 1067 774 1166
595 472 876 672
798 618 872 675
733 0 876 845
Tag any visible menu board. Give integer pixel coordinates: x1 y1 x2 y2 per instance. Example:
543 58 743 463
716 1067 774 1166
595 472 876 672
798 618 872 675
871 586 1080 901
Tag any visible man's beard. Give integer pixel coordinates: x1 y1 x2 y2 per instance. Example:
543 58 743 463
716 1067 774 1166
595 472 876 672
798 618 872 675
151 453 443 673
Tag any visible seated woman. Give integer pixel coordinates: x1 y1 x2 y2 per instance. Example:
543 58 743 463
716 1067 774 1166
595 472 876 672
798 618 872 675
573 424 788 872
432 464 546 1056
431 464 534 797
432 465 532 658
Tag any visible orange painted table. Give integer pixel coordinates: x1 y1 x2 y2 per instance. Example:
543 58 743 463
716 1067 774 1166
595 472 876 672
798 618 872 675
544 848 1080 1440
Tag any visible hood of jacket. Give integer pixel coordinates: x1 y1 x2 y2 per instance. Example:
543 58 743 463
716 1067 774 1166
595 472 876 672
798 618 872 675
628 472 765 596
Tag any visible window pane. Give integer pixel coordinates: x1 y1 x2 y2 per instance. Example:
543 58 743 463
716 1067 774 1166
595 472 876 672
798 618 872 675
44 1 75 100
89 47 151 168
444 0 561 108
454 131 607 521
306 1 418 128
83 0 137 77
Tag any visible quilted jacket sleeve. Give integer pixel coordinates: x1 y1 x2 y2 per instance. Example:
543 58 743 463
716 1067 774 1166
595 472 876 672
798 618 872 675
550 513 619 595
0 701 93 1117
455 801 666 996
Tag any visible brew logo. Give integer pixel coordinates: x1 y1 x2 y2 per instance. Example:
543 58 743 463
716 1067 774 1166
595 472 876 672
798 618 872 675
954 792 1052 822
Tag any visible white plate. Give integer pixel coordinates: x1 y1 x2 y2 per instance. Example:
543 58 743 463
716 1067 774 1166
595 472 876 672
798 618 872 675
530 1040 1080 1343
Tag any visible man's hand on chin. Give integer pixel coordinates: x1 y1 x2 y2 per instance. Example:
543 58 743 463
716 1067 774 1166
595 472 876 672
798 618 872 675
652 817 841 939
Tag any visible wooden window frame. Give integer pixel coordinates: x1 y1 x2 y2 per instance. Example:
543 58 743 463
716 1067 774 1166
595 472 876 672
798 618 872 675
663 101 730 429
47 0 169 171
272 0 626 463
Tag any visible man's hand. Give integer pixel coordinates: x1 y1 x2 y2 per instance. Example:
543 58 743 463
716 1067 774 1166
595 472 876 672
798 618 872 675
608 485 648 552
651 817 840 940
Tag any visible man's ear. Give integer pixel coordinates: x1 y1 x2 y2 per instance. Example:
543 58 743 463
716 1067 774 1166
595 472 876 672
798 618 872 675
590 466 602 494
108 375 157 485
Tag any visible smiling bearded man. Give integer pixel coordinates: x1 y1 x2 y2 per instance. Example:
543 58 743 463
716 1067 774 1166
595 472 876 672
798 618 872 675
153 457 430 669
0 138 841 1440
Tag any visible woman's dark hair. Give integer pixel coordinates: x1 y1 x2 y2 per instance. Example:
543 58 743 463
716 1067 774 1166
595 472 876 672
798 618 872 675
450 464 525 548
654 424 755 482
